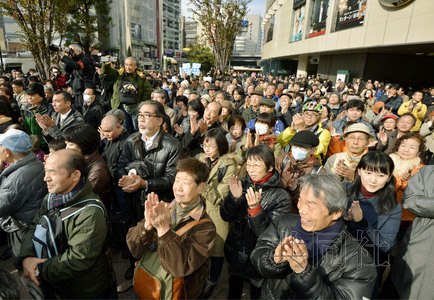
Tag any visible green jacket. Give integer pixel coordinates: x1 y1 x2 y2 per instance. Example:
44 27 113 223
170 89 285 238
18 182 112 298
20 101 52 149
101 63 152 109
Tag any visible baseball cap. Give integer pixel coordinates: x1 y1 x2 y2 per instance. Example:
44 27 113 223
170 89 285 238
0 129 32 153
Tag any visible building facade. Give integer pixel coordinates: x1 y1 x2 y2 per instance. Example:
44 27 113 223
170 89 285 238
261 0 434 88
108 0 158 69
163 0 182 58
232 14 263 67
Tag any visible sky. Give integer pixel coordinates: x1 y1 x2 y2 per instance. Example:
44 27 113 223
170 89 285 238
181 0 266 19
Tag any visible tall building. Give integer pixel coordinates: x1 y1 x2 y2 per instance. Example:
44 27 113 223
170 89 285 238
231 14 263 67
261 0 434 87
163 0 182 57
108 0 158 69
183 19 199 48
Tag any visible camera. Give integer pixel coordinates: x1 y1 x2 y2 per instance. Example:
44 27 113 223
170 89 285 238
49 44 71 55
100 56 118 63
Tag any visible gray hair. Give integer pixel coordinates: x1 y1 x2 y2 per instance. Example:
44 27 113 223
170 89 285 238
298 174 347 215
125 57 138 66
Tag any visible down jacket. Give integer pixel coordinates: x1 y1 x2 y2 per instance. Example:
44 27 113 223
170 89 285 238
251 214 376 299
220 170 291 285
0 152 47 225
117 129 181 202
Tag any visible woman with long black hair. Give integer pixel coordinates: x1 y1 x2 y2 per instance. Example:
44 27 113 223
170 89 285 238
344 151 401 298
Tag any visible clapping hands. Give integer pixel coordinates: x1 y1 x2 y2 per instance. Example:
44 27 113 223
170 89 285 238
144 192 171 237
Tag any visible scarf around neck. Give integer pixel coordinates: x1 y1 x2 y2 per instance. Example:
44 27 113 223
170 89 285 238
173 197 201 229
292 219 344 262
48 178 86 210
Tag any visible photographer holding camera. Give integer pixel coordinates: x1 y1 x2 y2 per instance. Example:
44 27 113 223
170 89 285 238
100 57 152 133
96 55 117 112
60 44 95 112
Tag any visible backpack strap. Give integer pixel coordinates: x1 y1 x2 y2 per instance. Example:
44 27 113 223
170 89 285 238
175 218 212 237
60 198 105 221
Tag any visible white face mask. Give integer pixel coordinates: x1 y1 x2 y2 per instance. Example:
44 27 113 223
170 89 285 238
255 123 269 135
291 146 310 161
83 95 93 104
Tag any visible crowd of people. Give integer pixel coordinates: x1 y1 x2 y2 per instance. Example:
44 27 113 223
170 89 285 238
1 44 434 299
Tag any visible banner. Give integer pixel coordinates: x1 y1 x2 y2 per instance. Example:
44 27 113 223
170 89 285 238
191 63 201 76
291 5 306 42
307 0 330 38
182 63 191 76
335 0 367 31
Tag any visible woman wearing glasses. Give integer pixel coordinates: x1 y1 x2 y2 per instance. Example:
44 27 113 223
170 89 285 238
195 128 238 298
220 145 291 299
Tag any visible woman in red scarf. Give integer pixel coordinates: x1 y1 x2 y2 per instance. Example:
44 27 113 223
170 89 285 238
220 145 291 299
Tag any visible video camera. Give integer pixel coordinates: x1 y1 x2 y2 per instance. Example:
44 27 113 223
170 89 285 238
49 44 72 56
92 53 118 68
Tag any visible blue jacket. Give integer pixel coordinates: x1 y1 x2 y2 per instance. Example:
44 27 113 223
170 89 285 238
345 188 402 254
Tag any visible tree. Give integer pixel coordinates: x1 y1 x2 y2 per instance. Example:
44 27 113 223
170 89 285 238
64 0 112 54
185 38 215 73
188 0 251 73
0 1 69 80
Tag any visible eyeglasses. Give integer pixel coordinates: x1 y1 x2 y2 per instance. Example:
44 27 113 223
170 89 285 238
138 112 158 119
303 112 319 118
346 136 368 142
246 163 265 169
201 144 218 150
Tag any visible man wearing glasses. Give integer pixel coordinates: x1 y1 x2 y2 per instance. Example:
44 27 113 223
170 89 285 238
116 100 181 282
324 123 373 182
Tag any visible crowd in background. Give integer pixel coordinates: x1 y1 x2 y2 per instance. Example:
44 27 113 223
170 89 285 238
1 46 434 299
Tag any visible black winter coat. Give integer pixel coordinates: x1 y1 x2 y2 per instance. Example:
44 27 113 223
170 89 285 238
251 214 376 299
117 129 181 202
220 170 291 285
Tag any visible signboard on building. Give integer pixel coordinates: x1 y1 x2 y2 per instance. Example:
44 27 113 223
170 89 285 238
293 0 306 9
307 0 330 38
335 0 367 31
191 63 201 76
291 5 306 42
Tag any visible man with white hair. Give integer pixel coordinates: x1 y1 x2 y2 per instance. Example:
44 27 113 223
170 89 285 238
251 174 376 299
101 56 152 132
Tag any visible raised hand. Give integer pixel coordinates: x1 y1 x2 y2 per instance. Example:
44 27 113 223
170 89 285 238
228 175 243 199
246 187 262 209
173 123 184 135
348 200 363 222
149 201 171 237
190 114 199 134
144 192 159 231
281 236 308 273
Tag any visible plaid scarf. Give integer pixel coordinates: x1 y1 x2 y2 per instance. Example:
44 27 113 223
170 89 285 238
48 178 86 210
